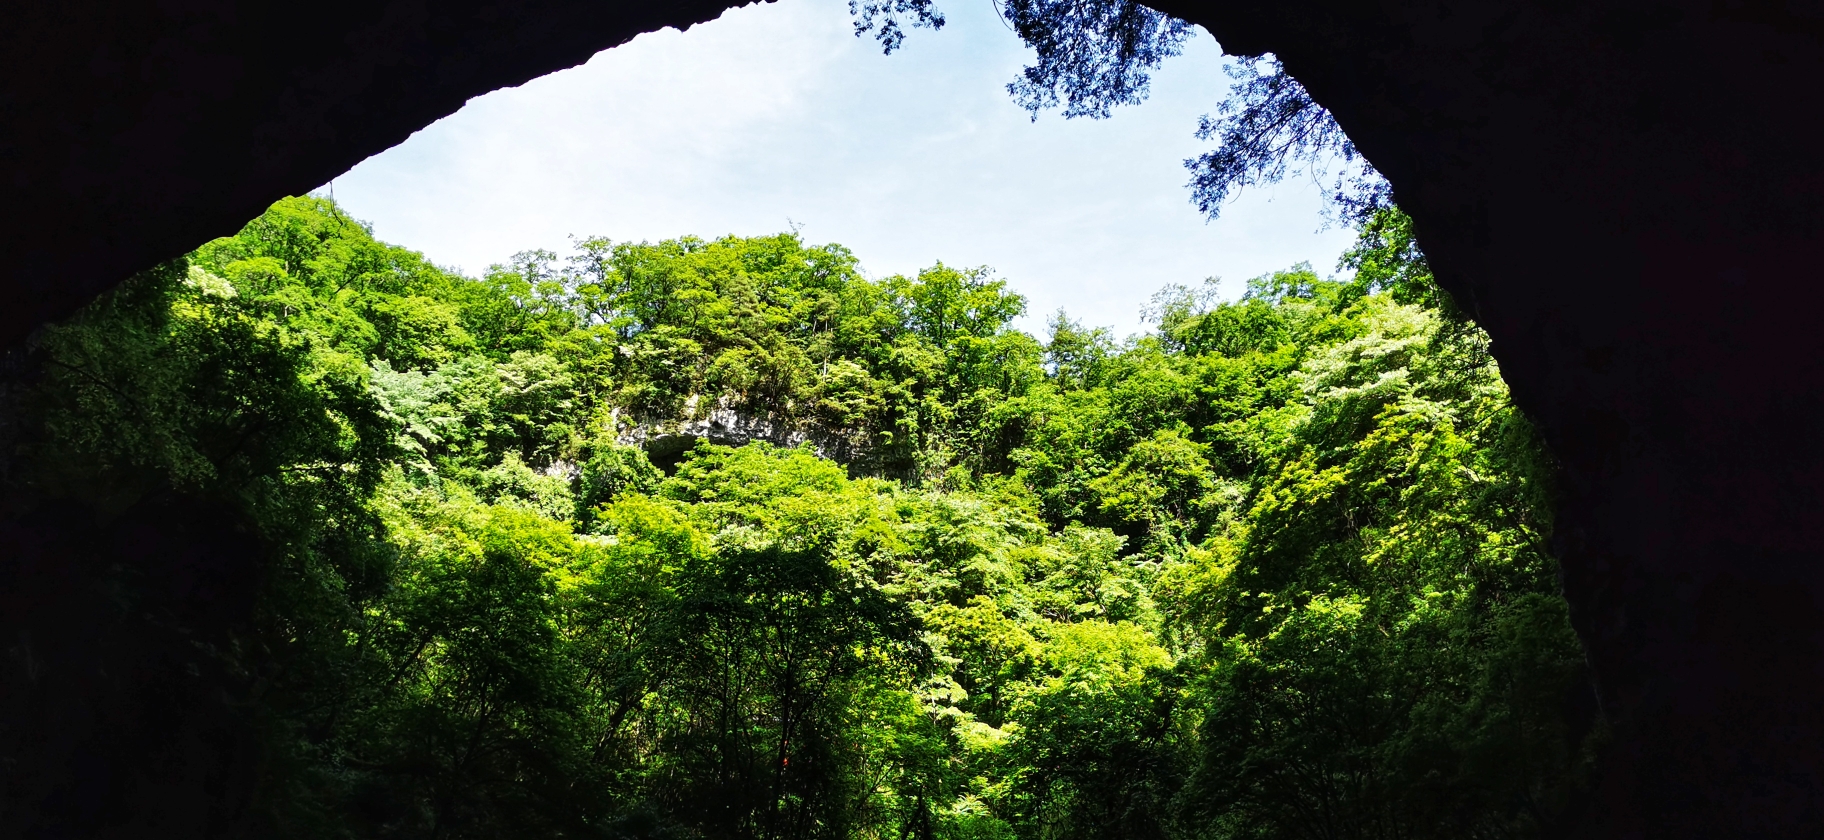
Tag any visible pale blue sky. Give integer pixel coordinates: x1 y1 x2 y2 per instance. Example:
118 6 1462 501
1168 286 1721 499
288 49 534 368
325 0 1355 339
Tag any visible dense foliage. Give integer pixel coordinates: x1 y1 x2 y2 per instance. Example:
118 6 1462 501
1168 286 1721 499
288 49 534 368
10 196 1599 838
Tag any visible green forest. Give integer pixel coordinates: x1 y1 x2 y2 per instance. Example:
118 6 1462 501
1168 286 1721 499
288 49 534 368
10 196 1603 839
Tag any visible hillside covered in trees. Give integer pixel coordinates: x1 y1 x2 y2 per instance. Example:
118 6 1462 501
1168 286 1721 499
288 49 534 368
5 196 1602 839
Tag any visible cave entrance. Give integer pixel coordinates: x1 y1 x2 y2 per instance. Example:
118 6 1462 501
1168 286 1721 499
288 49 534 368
8 0 1824 833
641 433 703 475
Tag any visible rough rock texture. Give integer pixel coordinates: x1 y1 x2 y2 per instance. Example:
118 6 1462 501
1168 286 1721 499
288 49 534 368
615 400 868 470
4 0 1824 835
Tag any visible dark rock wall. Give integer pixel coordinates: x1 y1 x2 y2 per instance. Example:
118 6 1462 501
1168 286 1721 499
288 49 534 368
0 0 746 346
5 0 1823 834
1 494 269 839
1148 0 1824 833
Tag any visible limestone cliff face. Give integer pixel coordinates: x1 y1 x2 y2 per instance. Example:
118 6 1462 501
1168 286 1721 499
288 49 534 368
613 398 868 467
5 0 1824 834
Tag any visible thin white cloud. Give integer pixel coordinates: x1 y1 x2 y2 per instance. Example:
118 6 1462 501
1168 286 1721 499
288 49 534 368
327 0 1356 339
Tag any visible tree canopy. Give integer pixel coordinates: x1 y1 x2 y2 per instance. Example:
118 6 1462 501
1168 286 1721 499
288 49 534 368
3 195 1599 838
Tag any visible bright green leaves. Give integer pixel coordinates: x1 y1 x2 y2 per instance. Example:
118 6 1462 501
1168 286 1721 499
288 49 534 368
1090 429 1220 542
574 442 660 528
997 620 1182 840
662 441 850 510
1162 285 1587 840
27 259 394 540
343 500 601 837
366 294 473 369
1025 525 1146 625
925 596 1041 726
27 192 1593 839
193 196 472 368
888 263 1026 348
1340 205 1451 312
1042 310 1117 391
655 541 927 840
355 458 932 840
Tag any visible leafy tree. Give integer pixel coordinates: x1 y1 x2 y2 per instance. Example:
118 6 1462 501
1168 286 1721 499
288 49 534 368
1185 57 1389 224
1000 620 1182 840
6 193 1596 839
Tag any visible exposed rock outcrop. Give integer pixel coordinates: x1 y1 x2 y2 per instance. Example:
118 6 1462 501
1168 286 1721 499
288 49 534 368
614 400 867 469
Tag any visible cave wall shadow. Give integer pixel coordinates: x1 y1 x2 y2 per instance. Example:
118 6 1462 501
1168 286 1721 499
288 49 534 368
5 0 1824 836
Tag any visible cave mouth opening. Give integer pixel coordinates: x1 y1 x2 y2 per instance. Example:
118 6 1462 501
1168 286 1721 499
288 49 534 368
19 0 1824 834
642 434 704 474
4 10 1588 830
